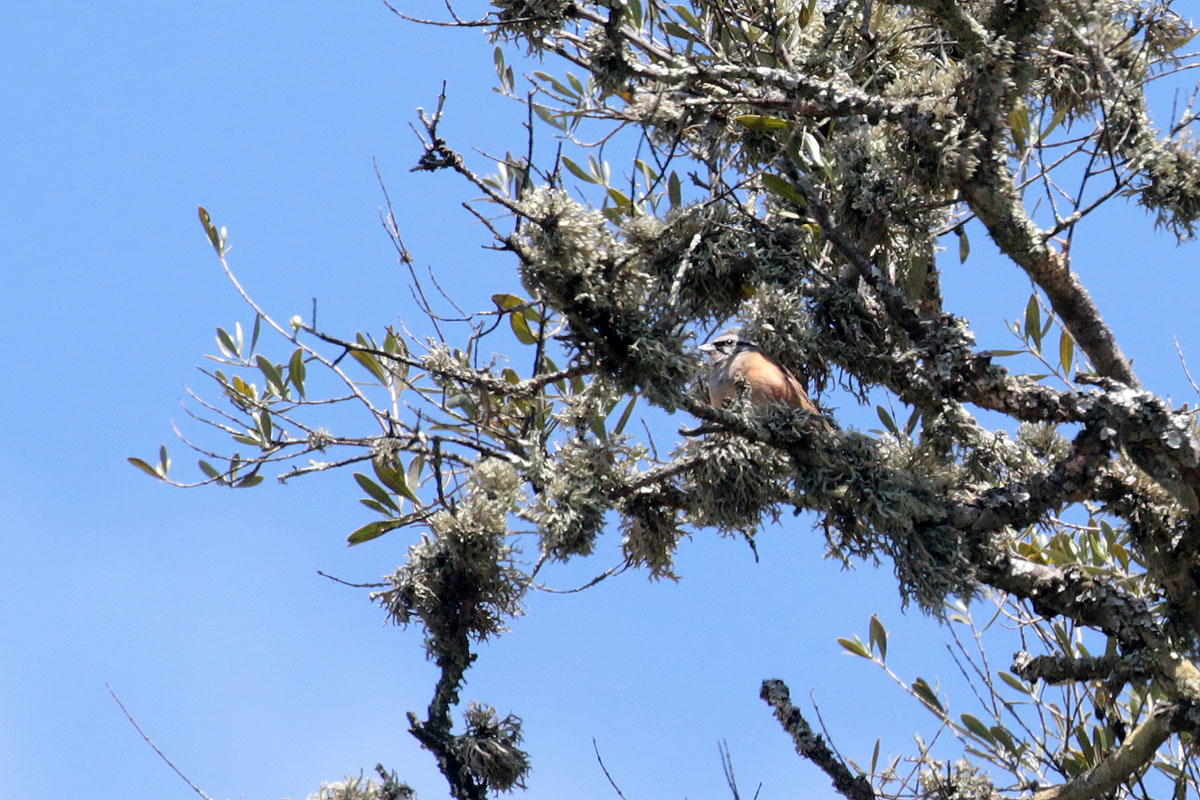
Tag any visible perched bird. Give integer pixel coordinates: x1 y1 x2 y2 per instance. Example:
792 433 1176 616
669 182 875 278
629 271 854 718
698 332 821 414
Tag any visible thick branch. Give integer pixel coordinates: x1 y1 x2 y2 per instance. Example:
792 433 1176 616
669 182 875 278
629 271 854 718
760 679 875 800
963 159 1139 389
1012 651 1149 685
1031 708 1170 800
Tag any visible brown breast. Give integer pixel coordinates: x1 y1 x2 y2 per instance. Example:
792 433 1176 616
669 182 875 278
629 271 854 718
709 350 818 414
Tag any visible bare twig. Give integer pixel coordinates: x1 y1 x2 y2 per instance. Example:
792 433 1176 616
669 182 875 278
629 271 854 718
107 685 216 800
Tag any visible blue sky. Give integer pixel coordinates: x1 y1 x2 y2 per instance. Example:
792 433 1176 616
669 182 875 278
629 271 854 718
5 2 1200 799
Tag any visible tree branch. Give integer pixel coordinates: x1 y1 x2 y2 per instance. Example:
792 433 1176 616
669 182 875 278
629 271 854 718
760 679 875 800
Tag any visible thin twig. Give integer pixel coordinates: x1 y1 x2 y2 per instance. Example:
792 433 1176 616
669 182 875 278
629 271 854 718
593 738 630 800
317 570 390 589
107 684 216 800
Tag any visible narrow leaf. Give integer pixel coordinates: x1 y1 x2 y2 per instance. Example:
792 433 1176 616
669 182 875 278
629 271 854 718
612 394 637 436
869 614 888 661
288 349 307 397
761 174 805 207
355 472 400 513
198 205 222 254
256 355 286 396
510 310 538 345
347 519 406 546
1059 331 1074 374
876 406 898 435
734 114 790 131
350 350 387 382
1024 294 1042 350
560 156 597 184
491 293 528 311
606 187 630 209
912 678 943 712
960 714 995 743
374 457 420 505
406 455 424 494
216 327 238 359
837 637 871 658
127 457 163 480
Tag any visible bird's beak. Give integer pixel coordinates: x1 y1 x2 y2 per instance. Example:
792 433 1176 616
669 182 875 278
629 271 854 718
698 343 715 354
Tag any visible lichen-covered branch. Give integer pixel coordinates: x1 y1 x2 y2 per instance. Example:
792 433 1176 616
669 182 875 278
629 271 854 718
760 679 875 800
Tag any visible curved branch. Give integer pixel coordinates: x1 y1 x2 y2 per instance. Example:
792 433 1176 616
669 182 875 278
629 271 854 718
1031 707 1170 800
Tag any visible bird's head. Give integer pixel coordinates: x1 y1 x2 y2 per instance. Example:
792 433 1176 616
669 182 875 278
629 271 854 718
698 331 756 362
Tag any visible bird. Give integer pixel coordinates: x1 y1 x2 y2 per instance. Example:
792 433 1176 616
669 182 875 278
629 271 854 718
698 332 821 415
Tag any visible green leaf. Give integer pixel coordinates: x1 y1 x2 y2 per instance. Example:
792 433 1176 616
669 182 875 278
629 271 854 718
532 70 575 97
198 460 222 480
798 0 817 27
347 519 407 546
492 293 528 312
997 671 1031 695
198 205 223 254
668 171 682 208
532 104 567 131
256 355 286 396
1039 105 1068 142
360 498 394 516
912 678 943 712
991 725 1019 755
561 155 597 184
350 348 387 382
406 454 424 493
158 445 171 477
373 456 420 505
232 374 256 400
235 474 264 488
288 349 307 397
869 614 888 661
612 394 637 436
250 313 262 351
1059 331 1074 375
960 714 994 743
216 327 239 359
510 310 538 345
1024 294 1042 350
876 406 898 435
674 4 702 33
127 457 163 480
761 174 805 207
957 226 970 263
734 114 790 132
837 636 871 658
606 187 630 209
801 130 825 167
905 408 921 436
256 410 272 442
355 472 400 513
1009 102 1030 150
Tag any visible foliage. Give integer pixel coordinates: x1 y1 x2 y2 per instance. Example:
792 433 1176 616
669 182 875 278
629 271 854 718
137 0 1200 798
